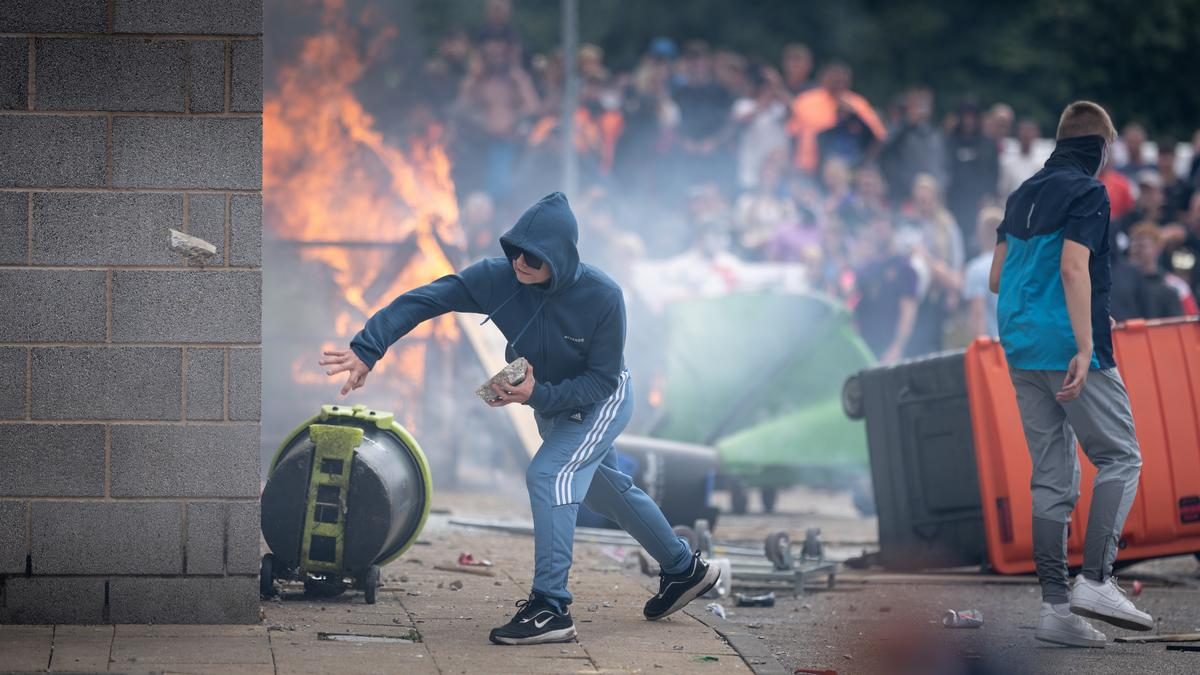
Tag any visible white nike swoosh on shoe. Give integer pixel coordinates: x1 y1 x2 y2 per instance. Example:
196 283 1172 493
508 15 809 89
534 616 552 628
520 611 555 626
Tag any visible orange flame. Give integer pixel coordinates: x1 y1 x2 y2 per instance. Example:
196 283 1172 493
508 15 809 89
265 1 463 427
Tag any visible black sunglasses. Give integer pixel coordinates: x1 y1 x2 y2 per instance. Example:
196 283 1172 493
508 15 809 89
509 247 544 270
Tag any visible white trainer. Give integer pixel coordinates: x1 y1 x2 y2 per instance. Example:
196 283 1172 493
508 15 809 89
1035 603 1107 648
1069 576 1154 631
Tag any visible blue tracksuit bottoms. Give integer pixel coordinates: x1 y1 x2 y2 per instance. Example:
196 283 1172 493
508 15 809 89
528 371 693 610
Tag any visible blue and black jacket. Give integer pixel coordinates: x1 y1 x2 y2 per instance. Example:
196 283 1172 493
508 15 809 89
997 135 1115 371
350 192 627 417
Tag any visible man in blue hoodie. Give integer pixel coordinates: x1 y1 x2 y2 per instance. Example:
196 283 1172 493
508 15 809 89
320 192 720 645
990 101 1153 648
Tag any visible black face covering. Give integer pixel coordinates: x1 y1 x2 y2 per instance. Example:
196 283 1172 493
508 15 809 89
1045 135 1107 177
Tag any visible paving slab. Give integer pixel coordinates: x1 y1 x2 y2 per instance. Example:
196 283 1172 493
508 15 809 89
110 635 272 666
434 654 600 675
270 640 438 675
0 625 52 672
115 624 267 638
48 626 113 672
124 665 276 675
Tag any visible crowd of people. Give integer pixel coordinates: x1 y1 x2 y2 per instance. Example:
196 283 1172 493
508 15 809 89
421 1 1200 363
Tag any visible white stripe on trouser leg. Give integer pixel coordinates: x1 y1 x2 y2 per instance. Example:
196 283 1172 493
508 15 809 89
555 373 628 506
564 375 628 504
555 373 626 506
559 375 626 505
553 373 622 505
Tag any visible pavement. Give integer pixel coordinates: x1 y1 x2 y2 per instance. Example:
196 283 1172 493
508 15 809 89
0 486 753 675
4 482 1200 675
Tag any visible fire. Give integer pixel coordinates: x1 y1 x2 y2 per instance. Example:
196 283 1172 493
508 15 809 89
265 0 464 429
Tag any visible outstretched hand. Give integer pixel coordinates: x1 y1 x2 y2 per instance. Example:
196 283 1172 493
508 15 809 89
488 363 536 407
319 349 370 397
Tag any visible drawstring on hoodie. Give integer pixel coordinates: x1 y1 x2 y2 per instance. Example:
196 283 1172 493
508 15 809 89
480 288 549 358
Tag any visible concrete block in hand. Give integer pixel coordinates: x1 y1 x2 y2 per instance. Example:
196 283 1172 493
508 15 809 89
476 357 528 404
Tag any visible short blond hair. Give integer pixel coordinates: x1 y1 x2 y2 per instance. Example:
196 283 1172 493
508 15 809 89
1056 101 1117 142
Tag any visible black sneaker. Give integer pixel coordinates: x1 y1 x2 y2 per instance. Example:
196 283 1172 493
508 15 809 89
643 550 721 621
488 594 577 645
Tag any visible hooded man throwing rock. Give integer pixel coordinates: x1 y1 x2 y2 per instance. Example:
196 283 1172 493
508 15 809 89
321 192 720 645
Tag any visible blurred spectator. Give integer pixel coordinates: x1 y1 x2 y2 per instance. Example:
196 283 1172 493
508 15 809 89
899 173 963 356
461 191 499 259
1099 157 1135 221
1156 138 1194 221
1112 170 1168 256
880 87 946 203
714 50 752 99
1110 222 1184 320
734 151 799 260
1117 122 1152 177
1167 192 1200 300
985 102 1015 146
423 28 471 112
817 98 884 169
999 118 1042 196
731 64 790 191
478 0 519 45
945 101 999 250
840 164 890 232
853 216 919 363
780 43 814 95
578 43 609 81
673 41 735 185
788 62 887 174
962 206 1004 338
615 41 680 195
454 30 539 202
820 156 854 219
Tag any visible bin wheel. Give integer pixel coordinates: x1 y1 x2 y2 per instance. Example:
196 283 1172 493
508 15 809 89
760 487 778 514
729 480 749 515
764 531 793 571
259 554 277 599
842 375 864 420
364 564 381 605
672 525 699 553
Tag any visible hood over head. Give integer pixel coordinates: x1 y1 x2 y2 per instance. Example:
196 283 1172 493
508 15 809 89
500 192 582 294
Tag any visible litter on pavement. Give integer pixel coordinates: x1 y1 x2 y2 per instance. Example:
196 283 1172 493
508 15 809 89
942 609 984 628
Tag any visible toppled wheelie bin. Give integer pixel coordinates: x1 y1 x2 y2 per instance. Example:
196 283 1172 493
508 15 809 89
260 404 433 603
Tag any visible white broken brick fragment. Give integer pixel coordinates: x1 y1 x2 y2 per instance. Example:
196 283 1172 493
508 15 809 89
168 228 217 262
475 357 528 404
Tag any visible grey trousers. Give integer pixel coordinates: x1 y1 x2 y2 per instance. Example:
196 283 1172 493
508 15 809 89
1009 367 1142 604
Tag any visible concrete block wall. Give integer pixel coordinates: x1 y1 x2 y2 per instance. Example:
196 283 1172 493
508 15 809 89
0 0 263 624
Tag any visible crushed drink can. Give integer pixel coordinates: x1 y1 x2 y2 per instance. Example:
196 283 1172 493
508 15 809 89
942 609 984 628
734 592 776 608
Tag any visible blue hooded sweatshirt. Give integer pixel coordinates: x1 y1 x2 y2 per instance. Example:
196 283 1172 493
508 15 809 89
350 192 627 416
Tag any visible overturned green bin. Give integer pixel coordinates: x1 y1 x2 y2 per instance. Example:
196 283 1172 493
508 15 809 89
260 404 433 604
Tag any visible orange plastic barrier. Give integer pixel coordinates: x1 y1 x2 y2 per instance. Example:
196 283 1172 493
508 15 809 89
965 318 1200 574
